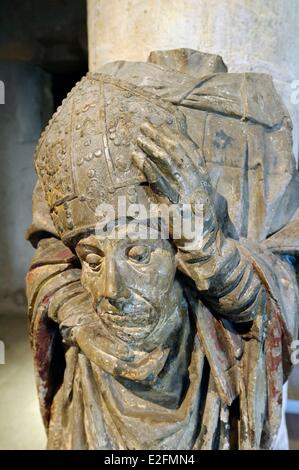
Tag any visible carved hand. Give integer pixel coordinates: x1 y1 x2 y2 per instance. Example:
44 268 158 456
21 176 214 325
133 121 212 202
133 121 217 247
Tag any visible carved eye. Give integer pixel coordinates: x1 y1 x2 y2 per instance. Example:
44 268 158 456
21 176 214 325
127 245 150 264
85 253 102 270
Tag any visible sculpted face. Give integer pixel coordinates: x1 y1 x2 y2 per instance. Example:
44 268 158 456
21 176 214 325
75 225 178 344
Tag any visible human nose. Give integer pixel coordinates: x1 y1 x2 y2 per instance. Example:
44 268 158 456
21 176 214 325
103 254 130 301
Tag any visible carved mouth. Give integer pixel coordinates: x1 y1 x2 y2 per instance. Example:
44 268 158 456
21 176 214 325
98 298 147 316
96 297 157 333
100 310 153 327
102 318 155 341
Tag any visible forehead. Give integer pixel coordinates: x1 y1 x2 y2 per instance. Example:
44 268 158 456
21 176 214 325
76 217 171 248
76 233 172 252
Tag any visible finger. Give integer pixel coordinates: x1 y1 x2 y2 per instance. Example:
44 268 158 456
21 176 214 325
133 147 180 203
142 120 192 157
143 160 179 204
131 149 146 172
141 119 207 171
140 121 191 166
141 121 202 174
143 159 159 184
139 124 210 192
159 123 206 169
137 135 197 193
140 121 175 153
136 135 174 176
133 149 166 186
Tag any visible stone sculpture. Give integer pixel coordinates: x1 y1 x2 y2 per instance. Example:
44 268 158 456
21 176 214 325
26 49 299 449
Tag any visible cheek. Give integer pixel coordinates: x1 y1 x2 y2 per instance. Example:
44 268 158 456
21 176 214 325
81 267 103 300
151 253 176 292
120 251 176 301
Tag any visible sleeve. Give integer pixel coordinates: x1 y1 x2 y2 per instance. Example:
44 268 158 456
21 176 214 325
179 220 299 448
176 203 263 323
26 236 82 428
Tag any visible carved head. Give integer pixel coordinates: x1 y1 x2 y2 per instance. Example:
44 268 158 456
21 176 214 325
75 226 183 345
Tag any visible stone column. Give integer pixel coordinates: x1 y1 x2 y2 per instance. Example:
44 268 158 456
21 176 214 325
87 0 299 156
